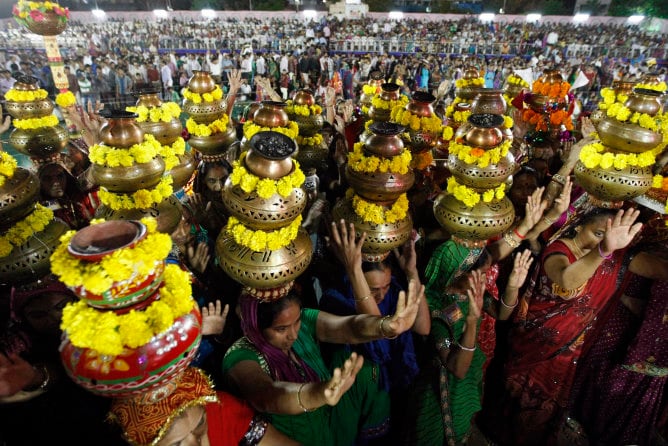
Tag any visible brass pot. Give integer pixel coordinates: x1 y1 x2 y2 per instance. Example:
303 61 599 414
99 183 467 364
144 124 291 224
0 168 40 231
455 86 483 101
99 110 144 148
92 156 166 193
540 69 563 84
331 196 413 262
590 108 606 126
292 114 324 137
463 67 480 79
5 98 54 119
12 75 40 91
448 151 515 189
360 73 384 107
470 89 507 115
188 125 238 156
24 11 67 36
222 179 307 230
294 144 329 172
612 80 636 97
9 124 69 158
0 219 69 286
167 151 197 191
253 101 289 128
368 83 401 122
455 114 505 149
345 166 415 202
574 161 653 203
183 99 227 124
293 89 315 106
364 122 406 157
407 91 436 118
526 93 549 112
216 228 312 290
95 194 183 235
625 88 663 116
138 119 183 146
136 91 163 108
503 82 525 103
433 193 515 242
596 116 662 153
187 71 216 94
245 131 297 179
639 73 664 87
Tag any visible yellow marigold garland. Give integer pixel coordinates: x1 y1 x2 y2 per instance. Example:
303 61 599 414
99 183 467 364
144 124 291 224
447 177 506 208
442 125 454 141
229 152 305 199
390 106 442 133
89 134 162 167
579 141 660 170
455 77 484 89
185 115 230 137
503 115 514 129
285 101 323 117
347 190 409 225
60 264 194 356
370 93 409 111
0 203 53 258
348 142 412 175
4 88 48 102
126 102 182 123
598 87 629 111
448 138 511 168
605 102 661 132
636 82 667 93
226 215 302 252
182 85 223 104
0 151 18 187
98 177 173 210
507 74 529 88
243 120 299 141
50 217 172 295
55 91 76 108
160 137 186 171
362 84 380 96
296 134 323 147
12 114 59 130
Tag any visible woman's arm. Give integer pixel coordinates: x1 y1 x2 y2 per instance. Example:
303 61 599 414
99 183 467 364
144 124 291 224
495 250 533 320
393 236 430 335
226 353 363 415
629 251 668 281
225 69 242 115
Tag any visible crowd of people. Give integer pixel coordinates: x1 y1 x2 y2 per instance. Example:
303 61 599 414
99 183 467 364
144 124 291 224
0 12 668 446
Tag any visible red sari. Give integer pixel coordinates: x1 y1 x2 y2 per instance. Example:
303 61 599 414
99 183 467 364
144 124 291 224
500 240 630 445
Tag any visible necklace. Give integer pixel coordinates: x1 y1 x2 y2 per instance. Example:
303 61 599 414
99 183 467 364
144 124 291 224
565 237 585 259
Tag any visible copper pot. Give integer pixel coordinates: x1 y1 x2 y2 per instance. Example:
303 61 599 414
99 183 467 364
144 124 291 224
183 99 227 124
5 99 54 119
574 160 653 203
433 193 515 242
448 151 515 189
138 119 183 146
379 83 401 102
345 166 415 202
293 89 315 106
95 194 183 235
253 101 289 128
167 151 197 191
360 72 384 107
92 156 166 193
135 91 163 108
407 91 436 118
24 11 67 36
596 116 662 153
625 88 663 116
216 228 313 289
612 80 636 97
12 74 41 91
540 69 563 84
9 125 69 158
187 71 216 94
470 89 507 115
222 178 307 230
99 110 144 148
639 73 664 87
463 67 480 79
245 131 296 179
188 125 238 156
364 122 406 157
455 114 505 149
0 168 40 231
244 102 261 123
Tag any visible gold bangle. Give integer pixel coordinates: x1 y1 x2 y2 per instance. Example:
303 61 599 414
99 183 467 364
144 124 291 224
502 231 520 249
297 383 314 413
379 316 398 340
542 215 555 225
551 173 567 186
355 295 370 303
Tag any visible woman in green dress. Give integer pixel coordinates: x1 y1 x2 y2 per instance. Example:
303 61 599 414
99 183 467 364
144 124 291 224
222 280 424 446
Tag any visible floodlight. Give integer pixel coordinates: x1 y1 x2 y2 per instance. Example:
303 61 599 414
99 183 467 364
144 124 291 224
91 8 105 18
628 15 644 24
303 9 317 18
202 8 216 18
389 11 404 19
573 13 590 22
153 9 168 18
526 13 541 22
479 13 495 22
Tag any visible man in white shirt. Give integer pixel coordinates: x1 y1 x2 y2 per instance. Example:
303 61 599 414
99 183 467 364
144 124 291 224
255 54 266 77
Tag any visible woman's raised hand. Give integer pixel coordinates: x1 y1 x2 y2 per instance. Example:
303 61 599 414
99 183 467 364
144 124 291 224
465 270 486 321
506 249 534 291
321 352 364 406
201 300 229 336
383 279 425 337
521 186 548 231
600 208 643 254
328 219 365 274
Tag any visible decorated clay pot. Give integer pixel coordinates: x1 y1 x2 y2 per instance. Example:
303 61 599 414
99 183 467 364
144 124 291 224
182 99 227 124
245 132 296 179
167 151 197 191
60 307 201 398
92 156 166 193
216 228 313 290
364 122 406 157
0 219 69 285
99 110 144 148
455 114 505 149
138 119 183 146
9 124 69 158
332 197 413 262
222 178 307 231
345 166 415 202
448 151 516 190
433 193 515 242
470 89 507 115
596 117 663 153
95 195 183 235
0 167 40 231
625 88 663 116
574 161 653 203
24 10 67 36
187 71 216 94
253 101 289 128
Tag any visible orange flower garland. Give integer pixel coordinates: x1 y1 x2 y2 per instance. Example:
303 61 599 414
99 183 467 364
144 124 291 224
532 79 571 99
522 108 574 131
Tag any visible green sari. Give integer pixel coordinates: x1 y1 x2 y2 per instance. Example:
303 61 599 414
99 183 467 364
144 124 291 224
222 308 389 446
